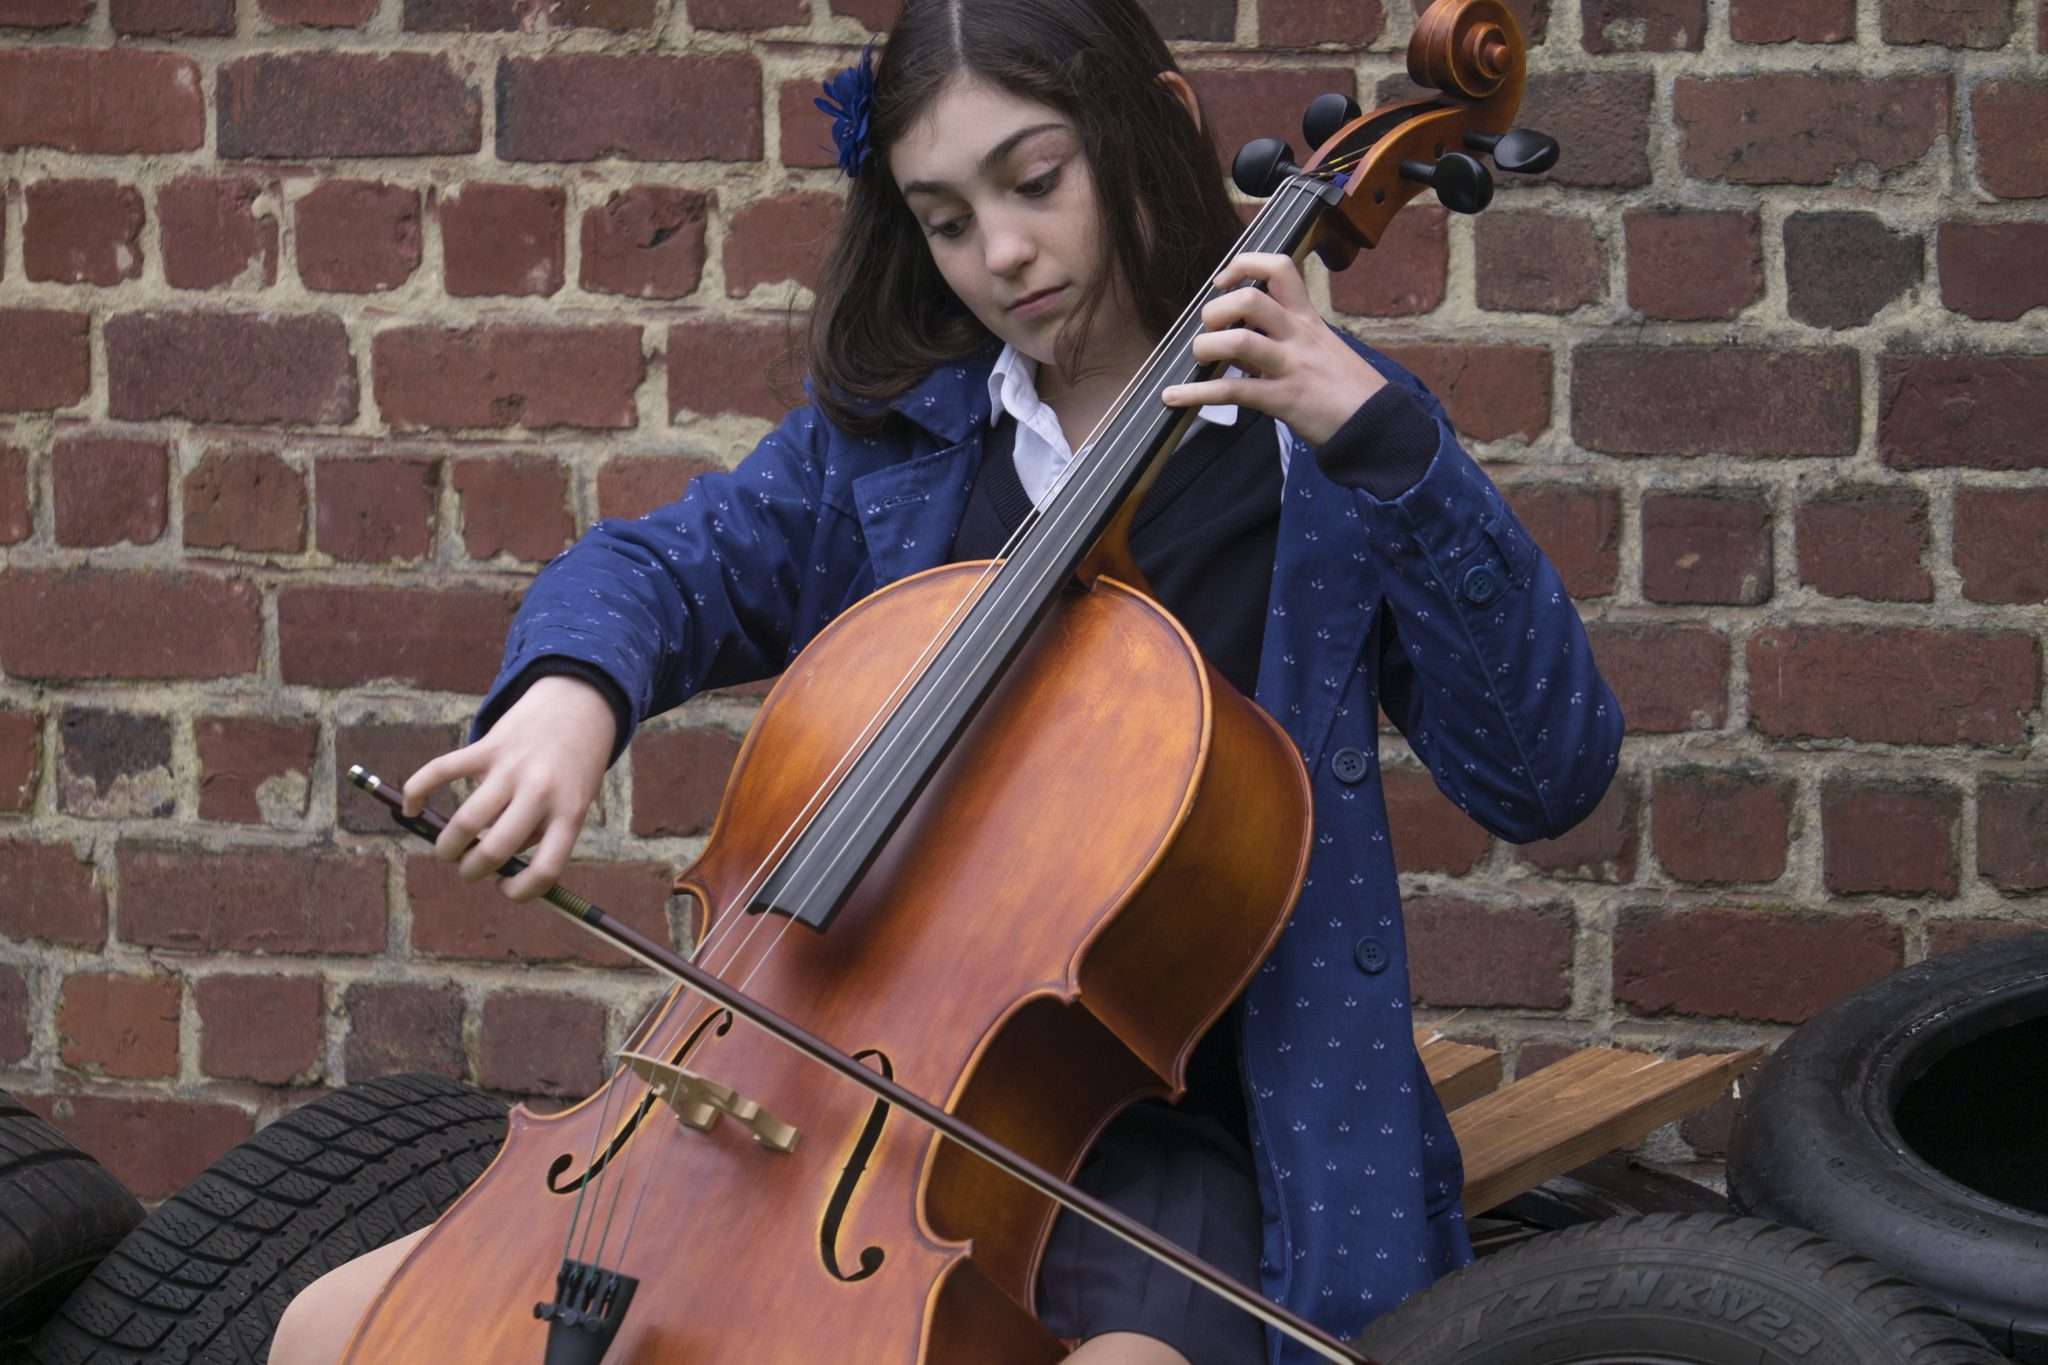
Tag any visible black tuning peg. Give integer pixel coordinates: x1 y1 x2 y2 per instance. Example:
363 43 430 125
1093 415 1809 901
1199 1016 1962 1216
1302 93 1362 150
1398 152 1494 214
1232 138 1301 197
1464 128 1560 175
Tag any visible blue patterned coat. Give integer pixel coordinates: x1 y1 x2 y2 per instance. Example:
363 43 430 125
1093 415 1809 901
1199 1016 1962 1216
474 334 1623 1360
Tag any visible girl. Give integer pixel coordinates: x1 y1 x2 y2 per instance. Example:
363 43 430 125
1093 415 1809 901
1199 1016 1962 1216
274 1 1622 1361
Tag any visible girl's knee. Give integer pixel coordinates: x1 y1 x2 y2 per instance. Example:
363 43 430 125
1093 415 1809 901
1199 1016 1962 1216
268 1226 430 1365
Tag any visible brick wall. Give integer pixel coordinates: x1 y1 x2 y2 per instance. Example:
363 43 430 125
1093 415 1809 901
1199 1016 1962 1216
0 0 2042 1202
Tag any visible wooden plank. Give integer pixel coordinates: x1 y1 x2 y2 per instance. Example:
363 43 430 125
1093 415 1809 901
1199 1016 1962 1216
1414 1032 1503 1112
1451 1046 1763 1214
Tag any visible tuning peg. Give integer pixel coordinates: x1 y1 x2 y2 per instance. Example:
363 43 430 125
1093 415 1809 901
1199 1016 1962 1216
1399 152 1494 214
1302 93 1362 150
1232 138 1301 197
1464 128 1560 175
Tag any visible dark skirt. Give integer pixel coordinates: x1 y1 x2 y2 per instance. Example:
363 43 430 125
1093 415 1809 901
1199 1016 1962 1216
1035 1102 1268 1365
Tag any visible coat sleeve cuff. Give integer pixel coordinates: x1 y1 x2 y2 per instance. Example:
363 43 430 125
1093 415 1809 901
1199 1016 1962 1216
1310 381 1439 500
472 655 633 769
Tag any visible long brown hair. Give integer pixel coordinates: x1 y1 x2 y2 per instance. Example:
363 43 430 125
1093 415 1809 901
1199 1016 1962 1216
804 0 1244 435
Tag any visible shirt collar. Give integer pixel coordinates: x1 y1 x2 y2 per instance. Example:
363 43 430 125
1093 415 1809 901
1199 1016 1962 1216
985 342 1243 433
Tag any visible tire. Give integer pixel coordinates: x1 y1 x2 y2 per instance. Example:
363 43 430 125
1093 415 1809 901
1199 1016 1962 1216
29 1073 507 1365
1728 933 2048 1362
0 1092 146 1348
1470 1152 1727 1257
1353 1213 2006 1365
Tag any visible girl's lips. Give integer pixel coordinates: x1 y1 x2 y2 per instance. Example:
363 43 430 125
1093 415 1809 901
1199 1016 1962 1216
1009 285 1066 317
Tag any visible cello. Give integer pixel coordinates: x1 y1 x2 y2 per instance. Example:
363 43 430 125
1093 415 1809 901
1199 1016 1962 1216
345 4 1552 1359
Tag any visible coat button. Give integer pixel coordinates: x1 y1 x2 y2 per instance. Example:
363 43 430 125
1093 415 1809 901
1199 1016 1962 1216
1330 747 1370 784
1354 937 1389 975
1460 563 1500 606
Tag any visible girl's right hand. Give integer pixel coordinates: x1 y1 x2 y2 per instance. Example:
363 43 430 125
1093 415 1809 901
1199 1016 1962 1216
400 673 616 901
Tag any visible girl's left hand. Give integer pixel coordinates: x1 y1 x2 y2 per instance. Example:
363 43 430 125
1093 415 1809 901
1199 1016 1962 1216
1160 252 1387 448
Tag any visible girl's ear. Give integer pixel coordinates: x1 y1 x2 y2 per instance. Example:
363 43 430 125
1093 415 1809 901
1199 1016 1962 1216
1156 70 1201 131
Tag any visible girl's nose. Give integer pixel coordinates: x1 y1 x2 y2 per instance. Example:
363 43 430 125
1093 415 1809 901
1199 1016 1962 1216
982 218 1036 275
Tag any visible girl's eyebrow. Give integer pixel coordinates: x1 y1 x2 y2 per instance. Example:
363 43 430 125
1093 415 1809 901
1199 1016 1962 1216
900 121 1069 197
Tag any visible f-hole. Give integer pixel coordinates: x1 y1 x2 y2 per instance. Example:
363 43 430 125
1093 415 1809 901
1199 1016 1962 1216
820 1048 893 1283
546 1008 733 1195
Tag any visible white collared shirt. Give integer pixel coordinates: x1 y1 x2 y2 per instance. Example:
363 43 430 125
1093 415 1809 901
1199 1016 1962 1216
986 343 1296 507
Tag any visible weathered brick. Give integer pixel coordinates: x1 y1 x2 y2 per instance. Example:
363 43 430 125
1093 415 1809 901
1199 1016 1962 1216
0 965 27 1065
1731 0 1853 42
1823 777 1959 897
185 448 307 554
1978 776 2048 892
120 843 387 954
0 446 27 544
315 455 438 564
159 176 278 291
595 454 722 520
1262 0 1384 46
1475 211 1603 314
197 973 323 1083
112 0 232 34
1517 769 1638 883
1641 489 1772 605
1141 0 1237 41
410 857 675 968
1625 209 1762 320
58 971 180 1079
1785 211 1923 329
52 436 168 548
1973 82 2048 198
1582 0 1704 52
196 715 318 824
0 840 106 947
779 79 842 171
1374 343 1551 443
629 726 743 838
1795 485 1933 602
1883 0 2012 46
827 0 895 30
1675 75 1949 185
479 990 606 1097
27 1093 252 1201
580 187 709 301
279 585 520 693
23 179 146 285
1652 767 1791 885
1327 205 1447 319
295 181 422 294
334 718 466 834
402 0 517 26
498 55 761 163
725 192 842 298
1410 0 1550 43
1927 918 2044 957
57 709 174 819
668 320 805 424
1939 220 2048 321
440 183 564 299
0 570 262 682
1954 487 2048 604
0 708 38 814
1879 353 2048 470
107 312 357 425
1572 346 1859 458
0 310 90 412
220 54 481 159
1407 897 1574 1009
687 0 803 27
1501 483 1619 600
1382 764 1492 875
344 980 464 1081
374 325 644 431
1615 906 1901 1023
537 0 656 28
452 456 574 563
1749 627 2039 747
1187 67 1358 184
0 0 90 26
1586 624 1728 733
1515 72 1653 188
259 0 377 24
0 50 204 154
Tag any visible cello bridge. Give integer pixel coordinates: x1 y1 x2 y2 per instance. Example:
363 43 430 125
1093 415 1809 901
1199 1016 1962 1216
617 1050 800 1154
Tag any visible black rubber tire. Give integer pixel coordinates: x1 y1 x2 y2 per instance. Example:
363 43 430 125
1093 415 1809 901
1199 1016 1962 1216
28 1073 507 1365
1353 1213 2006 1365
1470 1152 1728 1257
0 1092 147 1348
1728 933 2048 1362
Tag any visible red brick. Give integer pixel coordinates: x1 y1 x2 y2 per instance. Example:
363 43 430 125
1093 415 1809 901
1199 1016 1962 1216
295 181 422 294
1927 918 2044 958
1677 75 1949 186
1884 0 2012 46
27 1093 253 1201
779 79 842 171
107 312 357 425
1516 770 1638 883
0 570 262 682
1586 624 1728 733
410 856 675 968
343 981 464 1081
58 971 180 1079
1502 483 1619 600
536 0 655 28
197 973 323 1083
1408 0 1550 43
112 0 232 34
1572 346 1859 458
0 708 38 814
1407 897 1574 1009
184 447 307 554
1641 488 1772 605
1474 212 1602 315
0 446 27 544
334 718 466 834
0 840 106 947
1978 776 2048 892
0 49 204 154
1823 777 1959 897
1615 906 1901 1023
1327 205 1447 319
498 54 762 163
668 320 805 424
1263 0 1384 45
724 192 842 299
580 187 709 301
1954 487 2048 604
57 708 174 819
373 325 644 432
23 179 146 286
1651 766 1791 885
314 455 438 563
1582 0 1704 52
219 53 480 158
1516 71 1653 188
1382 764 1493 875
1625 209 1762 320
259 0 377 24
595 454 722 520
0 965 27 1065
440 183 564 299
1748 627 2039 747
1880 352 2048 471
1795 485 1933 602
1374 343 1551 443
452 456 574 563
0 0 89 25
626 725 745 840
1786 211 1924 328
1189 68 1359 185
827 0 895 30
1973 82 2048 199
1731 0 1853 42
279 584 519 693
0 310 89 412
1939 220 2048 321
121 843 388 954
52 436 168 549
402 0 517 26
197 715 319 824
687 0 802 26
158 176 278 291
479 990 606 1097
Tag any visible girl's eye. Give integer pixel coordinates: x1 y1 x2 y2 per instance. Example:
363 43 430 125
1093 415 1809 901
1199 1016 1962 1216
1017 168 1060 198
928 216 968 240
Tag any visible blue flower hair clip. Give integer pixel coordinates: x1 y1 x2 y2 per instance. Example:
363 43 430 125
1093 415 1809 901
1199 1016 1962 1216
815 39 879 179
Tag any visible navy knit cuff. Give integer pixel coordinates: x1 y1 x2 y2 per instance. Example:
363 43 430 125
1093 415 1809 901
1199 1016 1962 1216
1312 381 1441 501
